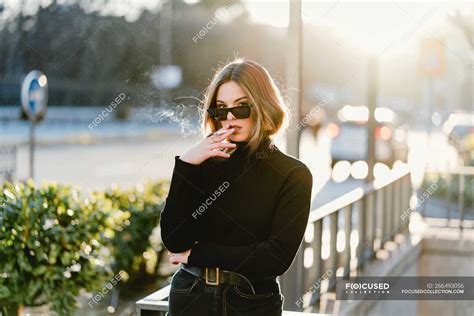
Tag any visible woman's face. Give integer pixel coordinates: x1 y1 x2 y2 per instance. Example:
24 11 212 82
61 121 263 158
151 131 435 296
215 80 254 142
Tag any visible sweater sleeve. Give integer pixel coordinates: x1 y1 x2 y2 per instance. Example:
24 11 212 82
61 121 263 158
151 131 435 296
187 166 313 277
160 156 208 253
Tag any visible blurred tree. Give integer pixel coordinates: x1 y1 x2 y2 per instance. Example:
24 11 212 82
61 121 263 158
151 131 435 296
448 8 474 110
448 9 474 49
0 0 275 108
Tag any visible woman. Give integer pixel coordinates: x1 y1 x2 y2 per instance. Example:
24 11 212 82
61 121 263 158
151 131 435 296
160 58 313 316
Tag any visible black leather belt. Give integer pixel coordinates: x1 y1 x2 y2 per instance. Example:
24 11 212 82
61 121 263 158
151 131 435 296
181 264 275 294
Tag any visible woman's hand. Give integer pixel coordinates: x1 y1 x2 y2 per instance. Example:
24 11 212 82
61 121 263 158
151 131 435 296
168 249 192 265
179 123 237 165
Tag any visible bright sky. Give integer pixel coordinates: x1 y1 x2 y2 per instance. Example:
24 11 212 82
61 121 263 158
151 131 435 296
245 0 473 53
2 0 472 52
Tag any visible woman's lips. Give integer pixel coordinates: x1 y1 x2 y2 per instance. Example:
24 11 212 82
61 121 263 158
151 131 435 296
230 125 241 133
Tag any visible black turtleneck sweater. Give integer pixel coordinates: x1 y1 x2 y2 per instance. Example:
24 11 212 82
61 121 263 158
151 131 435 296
160 138 313 281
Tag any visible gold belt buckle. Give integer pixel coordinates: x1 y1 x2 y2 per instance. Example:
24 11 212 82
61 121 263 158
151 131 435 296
205 267 220 285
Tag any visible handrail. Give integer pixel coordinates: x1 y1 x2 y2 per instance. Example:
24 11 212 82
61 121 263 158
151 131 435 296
136 285 171 313
281 164 411 311
424 165 474 176
308 164 410 223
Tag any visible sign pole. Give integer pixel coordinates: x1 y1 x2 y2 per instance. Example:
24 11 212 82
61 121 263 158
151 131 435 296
21 70 48 181
29 119 35 178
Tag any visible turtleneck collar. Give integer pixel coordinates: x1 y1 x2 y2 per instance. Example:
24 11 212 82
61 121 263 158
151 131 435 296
233 141 250 148
208 138 275 165
230 138 275 159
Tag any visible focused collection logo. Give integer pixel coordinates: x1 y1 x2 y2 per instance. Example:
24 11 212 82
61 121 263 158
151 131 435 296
345 282 390 294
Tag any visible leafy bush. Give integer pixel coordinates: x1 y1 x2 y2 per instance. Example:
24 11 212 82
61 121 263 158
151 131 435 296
0 180 113 315
421 173 474 208
99 180 168 285
0 179 169 315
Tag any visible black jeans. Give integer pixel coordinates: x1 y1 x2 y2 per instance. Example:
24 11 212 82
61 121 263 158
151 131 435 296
167 267 284 316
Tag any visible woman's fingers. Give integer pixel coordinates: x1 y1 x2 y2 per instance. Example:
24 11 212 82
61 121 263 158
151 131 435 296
210 124 231 137
208 150 231 158
212 128 234 142
169 254 178 263
169 254 185 264
209 142 237 150
218 123 231 131
168 248 191 265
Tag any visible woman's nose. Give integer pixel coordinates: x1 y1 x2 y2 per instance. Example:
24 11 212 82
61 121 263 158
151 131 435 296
227 110 236 120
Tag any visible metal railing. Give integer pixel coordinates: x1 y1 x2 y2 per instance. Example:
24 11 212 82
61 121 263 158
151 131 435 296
136 165 412 315
281 165 411 311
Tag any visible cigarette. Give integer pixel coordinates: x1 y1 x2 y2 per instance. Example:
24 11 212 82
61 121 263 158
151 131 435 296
214 129 227 135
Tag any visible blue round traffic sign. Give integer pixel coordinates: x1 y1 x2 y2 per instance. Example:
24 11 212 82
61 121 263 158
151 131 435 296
21 70 48 121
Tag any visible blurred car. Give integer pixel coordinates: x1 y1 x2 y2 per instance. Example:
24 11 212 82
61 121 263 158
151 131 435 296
442 112 474 163
459 132 474 165
328 105 408 169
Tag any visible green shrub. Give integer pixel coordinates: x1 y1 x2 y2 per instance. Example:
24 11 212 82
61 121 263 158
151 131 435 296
100 180 168 285
421 173 474 209
0 180 114 315
0 179 170 315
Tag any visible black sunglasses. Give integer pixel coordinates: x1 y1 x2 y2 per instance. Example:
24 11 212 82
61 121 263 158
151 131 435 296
207 104 252 121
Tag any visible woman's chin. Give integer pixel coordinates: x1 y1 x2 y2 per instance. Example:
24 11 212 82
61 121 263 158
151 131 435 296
229 134 247 142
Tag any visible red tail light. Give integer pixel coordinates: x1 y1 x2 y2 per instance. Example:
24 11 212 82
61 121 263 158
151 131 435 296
327 123 340 138
376 126 391 140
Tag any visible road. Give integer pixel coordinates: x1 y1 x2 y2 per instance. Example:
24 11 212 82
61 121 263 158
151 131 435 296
14 127 333 206
13 125 460 212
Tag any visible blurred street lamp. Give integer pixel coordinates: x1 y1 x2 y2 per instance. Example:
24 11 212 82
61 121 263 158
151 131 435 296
366 55 377 182
286 0 302 159
159 0 172 66
156 0 182 91
281 0 303 312
418 38 446 145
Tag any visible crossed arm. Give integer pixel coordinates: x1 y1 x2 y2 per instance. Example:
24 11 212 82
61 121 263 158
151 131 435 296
160 156 208 254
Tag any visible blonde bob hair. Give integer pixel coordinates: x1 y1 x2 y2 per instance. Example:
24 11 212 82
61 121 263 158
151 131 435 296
201 58 289 157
